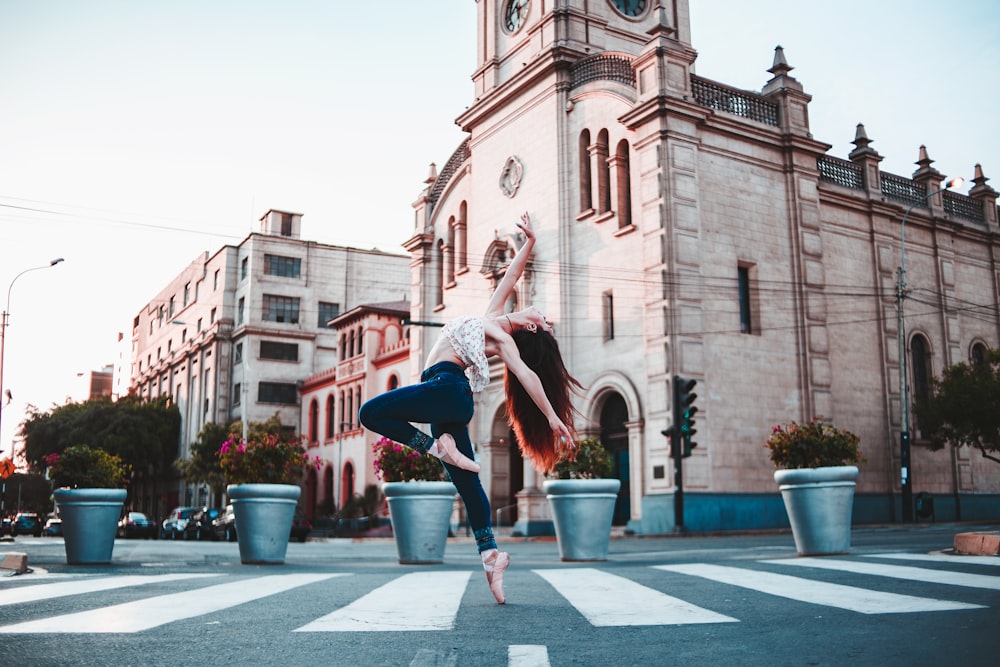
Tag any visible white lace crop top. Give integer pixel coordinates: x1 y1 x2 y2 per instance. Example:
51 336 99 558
440 316 490 392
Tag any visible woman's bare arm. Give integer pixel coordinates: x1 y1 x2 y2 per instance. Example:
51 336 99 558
485 212 535 316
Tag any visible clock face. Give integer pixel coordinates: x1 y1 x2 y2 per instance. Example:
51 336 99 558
610 0 647 18
504 0 530 33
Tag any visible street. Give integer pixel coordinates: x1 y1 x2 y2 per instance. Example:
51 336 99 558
1 523 998 666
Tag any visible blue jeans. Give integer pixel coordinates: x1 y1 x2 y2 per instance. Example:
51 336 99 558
359 362 496 553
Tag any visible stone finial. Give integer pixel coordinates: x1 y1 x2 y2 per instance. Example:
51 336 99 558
915 145 933 170
425 163 438 185
848 123 881 161
973 163 987 185
767 45 794 77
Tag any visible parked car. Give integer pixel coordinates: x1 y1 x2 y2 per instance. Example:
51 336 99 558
118 511 157 539
160 506 198 540
184 507 222 541
1 517 12 536
43 514 63 537
212 504 236 542
290 513 312 542
12 512 43 537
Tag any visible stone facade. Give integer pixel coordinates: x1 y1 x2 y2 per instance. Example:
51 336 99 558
397 1 999 533
127 210 409 511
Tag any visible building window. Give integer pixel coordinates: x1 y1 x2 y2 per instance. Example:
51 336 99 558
168 296 176 318
579 129 592 213
309 399 319 443
356 326 363 355
435 239 445 307
233 383 241 405
326 394 335 438
213 269 219 290
910 334 932 405
280 213 293 236
318 301 340 328
602 290 615 341
615 139 632 228
196 318 202 332
234 342 243 364
596 129 611 214
237 297 245 325
737 264 758 335
262 294 300 324
339 333 347 361
241 257 248 280
445 216 456 286
263 254 301 278
258 382 298 405
971 341 988 366
210 307 216 324
183 282 191 306
457 201 468 271
260 340 298 361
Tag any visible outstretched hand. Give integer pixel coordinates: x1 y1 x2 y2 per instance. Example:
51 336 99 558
550 418 575 457
515 211 536 242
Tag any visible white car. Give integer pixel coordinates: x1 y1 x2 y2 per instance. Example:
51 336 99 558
159 506 198 540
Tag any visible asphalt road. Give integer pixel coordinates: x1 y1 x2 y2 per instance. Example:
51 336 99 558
1 522 998 666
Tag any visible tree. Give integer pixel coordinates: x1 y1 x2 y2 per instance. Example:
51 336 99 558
20 395 181 491
174 413 287 495
914 348 1000 465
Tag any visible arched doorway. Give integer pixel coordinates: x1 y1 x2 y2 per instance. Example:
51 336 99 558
340 461 355 508
305 466 318 520
600 393 630 525
323 466 334 514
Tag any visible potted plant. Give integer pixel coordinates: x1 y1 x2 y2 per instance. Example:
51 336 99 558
766 420 864 555
543 437 621 561
44 445 130 564
219 432 319 564
372 436 457 564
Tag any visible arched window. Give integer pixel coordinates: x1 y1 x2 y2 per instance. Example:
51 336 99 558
356 326 363 356
910 334 933 405
348 330 355 357
339 333 347 361
325 394 335 439
971 341 988 366
338 390 346 433
388 374 400 391
308 399 319 444
457 201 468 271
346 391 354 431
435 239 445 307
445 215 456 286
596 129 611 214
354 386 362 428
579 129 592 213
614 139 632 228
341 462 355 508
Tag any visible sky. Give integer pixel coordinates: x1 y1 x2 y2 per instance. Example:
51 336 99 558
1 0 997 457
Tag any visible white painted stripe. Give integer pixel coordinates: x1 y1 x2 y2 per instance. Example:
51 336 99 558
0 574 219 607
657 563 983 614
294 571 471 632
409 648 458 666
763 557 1000 590
865 552 1000 567
0 573 341 633
508 644 550 667
534 568 737 627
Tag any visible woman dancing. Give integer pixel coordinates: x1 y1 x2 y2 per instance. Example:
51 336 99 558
359 212 581 604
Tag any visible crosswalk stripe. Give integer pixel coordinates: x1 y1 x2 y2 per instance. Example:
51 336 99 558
294 571 471 632
0 573 219 607
0 573 342 633
534 568 738 626
508 644 550 667
763 557 1000 590
865 552 1000 567
656 563 983 614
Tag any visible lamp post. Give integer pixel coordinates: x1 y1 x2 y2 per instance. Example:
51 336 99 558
0 258 66 458
896 178 962 521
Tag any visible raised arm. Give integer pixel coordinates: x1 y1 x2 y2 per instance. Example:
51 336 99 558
485 212 536 316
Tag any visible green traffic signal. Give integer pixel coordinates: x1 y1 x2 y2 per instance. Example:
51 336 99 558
673 376 699 457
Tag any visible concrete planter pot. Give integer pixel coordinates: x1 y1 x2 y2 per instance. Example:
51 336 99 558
382 481 457 564
543 478 621 561
774 465 859 555
228 483 300 564
53 487 127 564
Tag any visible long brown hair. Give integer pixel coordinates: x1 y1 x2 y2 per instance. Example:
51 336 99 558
504 330 583 473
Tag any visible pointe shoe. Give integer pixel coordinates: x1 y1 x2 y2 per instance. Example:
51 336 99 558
436 433 480 473
485 551 510 604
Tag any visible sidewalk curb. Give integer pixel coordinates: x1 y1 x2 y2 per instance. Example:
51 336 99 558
953 531 1000 556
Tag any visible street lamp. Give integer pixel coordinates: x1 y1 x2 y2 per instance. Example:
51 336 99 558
0 258 66 457
896 177 962 522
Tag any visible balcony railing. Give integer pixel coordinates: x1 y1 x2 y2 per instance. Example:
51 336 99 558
691 76 779 126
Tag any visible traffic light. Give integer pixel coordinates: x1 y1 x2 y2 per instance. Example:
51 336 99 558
673 375 698 457
661 426 679 458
